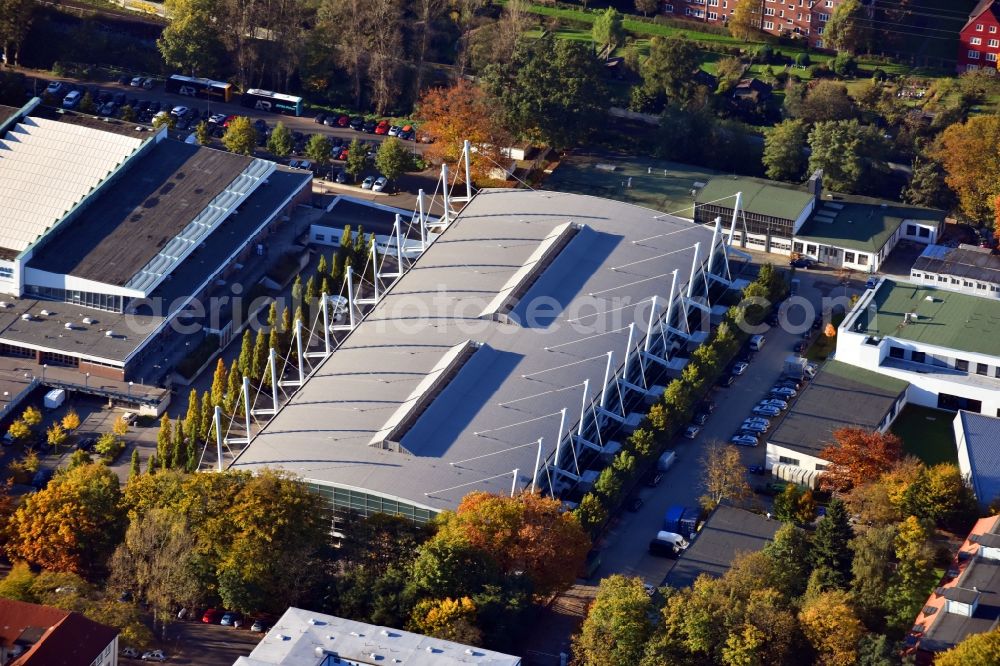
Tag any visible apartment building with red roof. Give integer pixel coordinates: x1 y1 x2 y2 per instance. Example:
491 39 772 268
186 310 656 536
0 599 118 666
906 514 1000 662
958 0 1000 72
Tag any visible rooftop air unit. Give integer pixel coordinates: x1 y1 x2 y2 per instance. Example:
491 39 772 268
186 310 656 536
39 309 50 316
20 313 32 321
105 330 115 338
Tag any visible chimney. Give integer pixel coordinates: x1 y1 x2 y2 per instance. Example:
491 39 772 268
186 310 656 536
807 169 823 202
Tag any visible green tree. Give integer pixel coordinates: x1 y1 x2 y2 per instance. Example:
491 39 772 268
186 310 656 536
67 449 92 470
129 448 140 479
7 419 29 443
184 389 200 443
156 415 172 467
194 120 211 145
171 419 186 470
120 104 136 122
251 329 268 381
237 330 253 376
345 138 368 181
152 112 176 130
592 8 625 54
222 116 257 156
903 153 957 212
46 423 67 453
808 119 886 194
809 499 854 591
374 138 410 191
267 121 293 158
788 80 857 124
408 596 481 644
210 357 227 409
4 463 124 574
158 0 222 75
22 406 41 428
0 0 34 66
935 114 1000 225
824 0 871 55
763 523 813 599
799 590 866 665
729 0 764 41
849 524 896 626
763 119 808 182
79 92 96 114
641 36 700 107
573 575 654 666
305 133 332 164
224 359 242 416
482 35 606 148
885 516 938 632
575 492 607 535
634 0 658 16
594 466 623 506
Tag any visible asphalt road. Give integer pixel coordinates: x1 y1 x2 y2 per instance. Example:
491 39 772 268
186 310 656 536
593 259 867 587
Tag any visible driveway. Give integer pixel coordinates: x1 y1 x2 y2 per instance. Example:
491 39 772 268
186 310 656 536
124 621 263 666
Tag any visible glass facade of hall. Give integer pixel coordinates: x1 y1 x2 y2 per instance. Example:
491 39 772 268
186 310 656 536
305 481 436 526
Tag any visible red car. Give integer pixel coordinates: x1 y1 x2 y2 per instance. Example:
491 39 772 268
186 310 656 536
202 608 223 623
374 120 390 135
222 115 237 128
337 115 350 127
337 147 349 161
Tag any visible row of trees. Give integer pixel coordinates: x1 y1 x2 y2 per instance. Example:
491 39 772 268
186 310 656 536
0 458 588 652
574 263 787 535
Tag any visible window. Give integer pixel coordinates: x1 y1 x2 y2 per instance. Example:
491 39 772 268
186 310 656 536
991 26 997 33
845 251 856 264
765 6 775 14
779 456 801 466
912 351 926 364
970 50 981 59
764 20 775 29
952 277 960 284
919 226 930 238
807 244 817 255
990 39 999 47
825 0 832 5
906 223 917 235
815 463 828 471
938 275 947 282
708 11 718 18
314 233 325 242
964 280 973 287
889 346 904 359
0 267 11 279
793 242 804 253
988 53 998 62
977 23 985 31
971 37 983 45
779 9 784 16
977 363 989 376
708 0 718 5
956 359 969 372
968 64 980 71
818 13 830 21
857 254 868 265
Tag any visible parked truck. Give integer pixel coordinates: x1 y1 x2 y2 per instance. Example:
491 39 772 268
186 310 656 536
657 450 677 472
43 389 65 410
663 504 699 538
783 355 817 381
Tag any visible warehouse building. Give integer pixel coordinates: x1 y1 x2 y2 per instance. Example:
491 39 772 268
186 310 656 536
232 188 740 524
0 98 312 385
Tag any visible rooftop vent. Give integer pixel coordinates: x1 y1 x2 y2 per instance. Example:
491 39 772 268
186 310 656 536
39 309 50 316
20 313 32 321
64 322 75 330
82 317 95 325
105 330 115 338
0 301 9 308
924 295 936 302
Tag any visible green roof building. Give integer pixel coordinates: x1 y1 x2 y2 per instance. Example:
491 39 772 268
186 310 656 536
694 172 944 271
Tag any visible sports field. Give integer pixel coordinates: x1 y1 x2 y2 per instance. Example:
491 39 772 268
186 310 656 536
542 153 725 219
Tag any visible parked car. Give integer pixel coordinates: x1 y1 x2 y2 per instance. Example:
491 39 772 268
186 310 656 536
718 374 736 388
314 112 327 124
752 405 781 417
337 147 350 161
251 618 269 632
220 612 240 626
336 115 350 127
388 125 401 136
692 412 709 426
121 647 140 659
122 411 138 425
682 425 701 440
170 105 190 118
731 434 759 447
31 469 54 490
759 398 788 410
362 120 376 133
202 608 223 623
98 101 117 116
45 81 65 96
770 387 797 398
732 361 749 376
349 116 364 130
323 115 338 126
790 257 814 268
142 77 155 89
62 91 81 109
648 538 680 558
130 75 145 87
361 176 374 190
141 650 167 662
374 120 390 135
866 276 879 289
113 92 126 106
740 422 768 434
334 169 348 184
372 176 387 192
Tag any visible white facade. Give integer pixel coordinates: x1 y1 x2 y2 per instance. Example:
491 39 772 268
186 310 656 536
838 282 1000 417
765 445 830 474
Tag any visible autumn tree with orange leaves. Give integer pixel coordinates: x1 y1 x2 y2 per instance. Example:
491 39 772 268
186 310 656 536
5 463 124 574
819 427 903 493
934 114 1000 226
435 491 590 595
414 79 510 185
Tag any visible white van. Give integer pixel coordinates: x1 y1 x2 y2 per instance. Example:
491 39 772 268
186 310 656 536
657 450 677 472
749 334 766 351
654 531 690 550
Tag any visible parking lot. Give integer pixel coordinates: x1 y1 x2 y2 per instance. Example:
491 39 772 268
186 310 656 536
593 260 867 587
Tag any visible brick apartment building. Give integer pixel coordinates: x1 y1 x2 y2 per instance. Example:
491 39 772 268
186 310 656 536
957 0 1000 72
663 0 843 48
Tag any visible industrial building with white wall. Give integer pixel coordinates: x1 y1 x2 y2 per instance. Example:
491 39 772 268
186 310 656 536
0 98 312 385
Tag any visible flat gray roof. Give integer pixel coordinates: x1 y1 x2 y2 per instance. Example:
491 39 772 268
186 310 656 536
914 244 1000 286
665 504 780 588
238 607 521 665
27 141 253 287
232 189 719 511
767 360 908 458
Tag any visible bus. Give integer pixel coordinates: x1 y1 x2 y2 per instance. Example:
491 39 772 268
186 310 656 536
240 89 304 117
165 75 233 103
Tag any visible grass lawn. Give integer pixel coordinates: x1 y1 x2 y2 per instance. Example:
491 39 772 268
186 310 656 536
543 153 724 217
891 405 958 466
